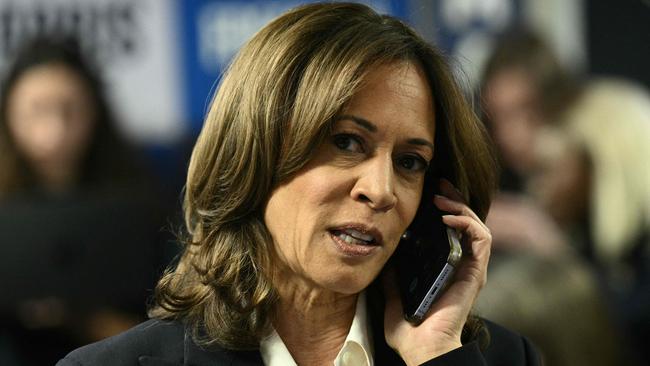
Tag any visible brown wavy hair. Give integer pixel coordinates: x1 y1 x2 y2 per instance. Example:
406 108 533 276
151 2 497 351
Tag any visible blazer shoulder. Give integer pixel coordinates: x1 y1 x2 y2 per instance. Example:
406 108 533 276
56 319 185 366
482 319 541 365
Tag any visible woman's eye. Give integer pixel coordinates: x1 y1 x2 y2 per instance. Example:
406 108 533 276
397 155 428 172
333 134 364 153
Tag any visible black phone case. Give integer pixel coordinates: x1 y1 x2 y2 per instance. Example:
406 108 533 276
394 185 462 324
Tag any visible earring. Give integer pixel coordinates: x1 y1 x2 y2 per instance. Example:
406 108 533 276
401 230 411 240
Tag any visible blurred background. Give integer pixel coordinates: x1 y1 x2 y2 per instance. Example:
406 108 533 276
0 0 647 365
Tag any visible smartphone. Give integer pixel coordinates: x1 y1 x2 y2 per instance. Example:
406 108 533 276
394 187 462 325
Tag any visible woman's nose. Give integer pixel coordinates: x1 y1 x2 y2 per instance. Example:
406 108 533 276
350 155 397 212
32 114 68 153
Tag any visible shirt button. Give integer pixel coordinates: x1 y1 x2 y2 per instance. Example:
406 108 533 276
339 342 368 366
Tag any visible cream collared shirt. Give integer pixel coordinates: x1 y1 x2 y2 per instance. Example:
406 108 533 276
260 292 373 366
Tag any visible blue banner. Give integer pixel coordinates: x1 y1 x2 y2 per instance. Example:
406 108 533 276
176 0 409 134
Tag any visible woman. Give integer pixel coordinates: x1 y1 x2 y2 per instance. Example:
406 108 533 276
531 79 650 363
0 37 164 365
0 38 143 198
480 29 577 192
59 3 539 365
479 28 571 266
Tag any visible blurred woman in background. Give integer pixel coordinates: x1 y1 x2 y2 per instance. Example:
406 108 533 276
0 38 141 198
479 29 575 256
0 37 166 366
532 79 650 363
480 29 577 192
477 30 630 365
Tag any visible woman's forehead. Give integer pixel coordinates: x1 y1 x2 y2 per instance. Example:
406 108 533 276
341 62 434 128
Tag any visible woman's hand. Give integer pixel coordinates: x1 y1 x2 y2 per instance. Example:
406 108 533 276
383 179 492 366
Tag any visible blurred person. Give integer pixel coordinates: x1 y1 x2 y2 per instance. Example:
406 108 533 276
481 29 578 192
475 252 625 366
58 3 540 365
479 29 580 256
0 37 168 365
0 38 138 198
477 30 629 365
531 79 650 362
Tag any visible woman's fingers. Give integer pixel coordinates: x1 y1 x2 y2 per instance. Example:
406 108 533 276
441 214 491 286
383 181 493 364
434 195 484 227
434 195 490 254
436 179 490 234
442 214 491 251
439 178 464 202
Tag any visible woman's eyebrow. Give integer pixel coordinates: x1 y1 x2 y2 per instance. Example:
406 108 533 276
336 114 377 132
336 114 435 151
407 138 435 153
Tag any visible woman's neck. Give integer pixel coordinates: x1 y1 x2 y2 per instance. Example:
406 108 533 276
36 163 78 194
272 275 358 366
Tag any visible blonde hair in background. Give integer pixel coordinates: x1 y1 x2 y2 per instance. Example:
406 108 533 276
151 2 497 350
563 79 650 264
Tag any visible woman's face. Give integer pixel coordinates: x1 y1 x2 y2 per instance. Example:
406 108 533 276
531 134 591 225
6 63 96 185
483 69 541 176
264 61 435 294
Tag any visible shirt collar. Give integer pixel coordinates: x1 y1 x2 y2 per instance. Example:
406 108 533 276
260 292 373 366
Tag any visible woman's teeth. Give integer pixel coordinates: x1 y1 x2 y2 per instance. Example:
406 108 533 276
346 229 374 242
335 230 375 245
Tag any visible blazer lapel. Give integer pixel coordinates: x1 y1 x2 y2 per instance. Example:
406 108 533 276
137 355 183 366
135 322 264 366
183 327 264 366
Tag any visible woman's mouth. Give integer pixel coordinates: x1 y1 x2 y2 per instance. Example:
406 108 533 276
329 227 381 256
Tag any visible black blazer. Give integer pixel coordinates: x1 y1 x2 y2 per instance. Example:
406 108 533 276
57 318 540 365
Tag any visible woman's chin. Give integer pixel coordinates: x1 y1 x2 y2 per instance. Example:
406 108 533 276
318 270 379 295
